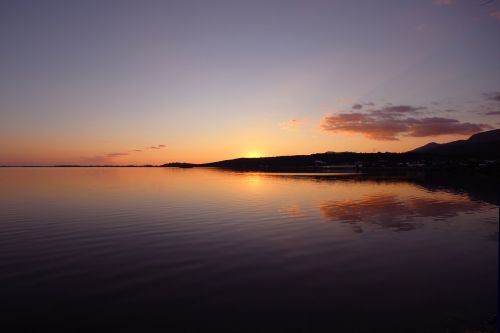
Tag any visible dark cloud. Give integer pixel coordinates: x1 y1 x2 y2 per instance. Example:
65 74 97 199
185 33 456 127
150 146 160 149
376 105 426 115
158 145 166 148
483 91 500 102
485 111 500 116
322 112 405 140
134 149 142 152
405 117 490 137
352 103 363 110
321 104 490 140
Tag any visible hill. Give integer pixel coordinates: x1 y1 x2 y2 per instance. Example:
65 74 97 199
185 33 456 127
410 129 500 157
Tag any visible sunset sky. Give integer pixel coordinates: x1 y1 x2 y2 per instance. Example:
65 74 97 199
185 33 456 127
1 0 500 165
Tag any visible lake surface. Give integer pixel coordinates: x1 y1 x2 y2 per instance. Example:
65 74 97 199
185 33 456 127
0 168 497 332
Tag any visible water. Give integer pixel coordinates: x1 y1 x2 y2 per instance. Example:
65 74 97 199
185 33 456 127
0 167 497 332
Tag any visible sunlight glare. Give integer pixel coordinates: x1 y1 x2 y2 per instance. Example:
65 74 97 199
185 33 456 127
245 151 263 158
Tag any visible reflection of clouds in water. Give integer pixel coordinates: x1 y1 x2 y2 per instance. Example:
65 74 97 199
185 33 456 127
320 194 483 232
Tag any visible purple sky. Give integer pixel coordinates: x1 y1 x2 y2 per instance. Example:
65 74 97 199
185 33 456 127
1 0 500 165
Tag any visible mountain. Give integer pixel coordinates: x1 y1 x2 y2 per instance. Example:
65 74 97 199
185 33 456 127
410 129 500 157
411 142 440 153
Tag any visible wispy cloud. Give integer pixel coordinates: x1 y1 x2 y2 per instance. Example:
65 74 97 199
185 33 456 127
321 104 490 140
147 144 166 150
483 91 500 102
352 104 363 110
97 144 167 160
485 111 500 115
373 105 427 116
107 152 129 157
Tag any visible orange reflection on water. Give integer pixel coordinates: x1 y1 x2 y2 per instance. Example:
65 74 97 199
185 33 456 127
242 173 264 187
0 167 493 237
278 203 305 219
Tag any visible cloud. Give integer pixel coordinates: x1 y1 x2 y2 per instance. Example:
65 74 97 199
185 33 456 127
405 117 490 137
85 144 166 163
490 11 500 20
352 104 363 110
485 111 500 115
483 91 500 102
321 104 491 140
373 105 426 117
433 0 453 5
321 113 405 140
107 152 129 157
147 144 166 149
280 118 304 131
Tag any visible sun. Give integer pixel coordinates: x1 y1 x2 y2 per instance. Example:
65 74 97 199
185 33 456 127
245 151 263 158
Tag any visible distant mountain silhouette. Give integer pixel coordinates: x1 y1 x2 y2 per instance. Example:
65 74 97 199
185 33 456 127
411 142 440 152
163 129 500 171
410 129 500 157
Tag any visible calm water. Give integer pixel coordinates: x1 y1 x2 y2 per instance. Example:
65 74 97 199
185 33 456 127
0 168 497 332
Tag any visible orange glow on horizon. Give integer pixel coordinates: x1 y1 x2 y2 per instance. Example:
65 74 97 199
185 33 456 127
244 151 264 158
0 127 494 166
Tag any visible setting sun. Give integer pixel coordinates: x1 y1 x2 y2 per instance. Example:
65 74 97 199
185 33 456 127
245 151 264 158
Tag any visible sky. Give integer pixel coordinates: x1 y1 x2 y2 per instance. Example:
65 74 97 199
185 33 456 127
1 0 500 165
